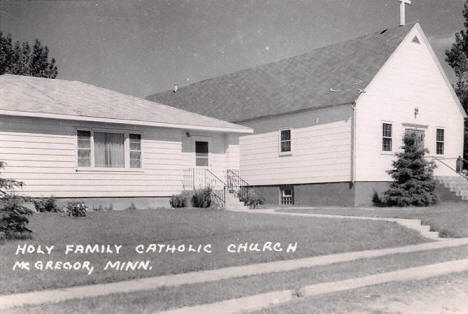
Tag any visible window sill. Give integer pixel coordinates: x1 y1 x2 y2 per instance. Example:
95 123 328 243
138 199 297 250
380 152 394 156
75 167 144 173
279 152 292 157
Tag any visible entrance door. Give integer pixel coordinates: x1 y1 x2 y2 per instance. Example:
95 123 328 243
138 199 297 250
194 140 209 188
405 128 425 147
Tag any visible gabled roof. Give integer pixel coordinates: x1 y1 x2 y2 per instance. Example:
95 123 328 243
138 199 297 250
0 74 252 134
148 23 416 122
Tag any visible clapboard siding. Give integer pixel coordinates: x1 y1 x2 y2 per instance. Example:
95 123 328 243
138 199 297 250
355 27 464 181
239 106 352 185
0 116 239 198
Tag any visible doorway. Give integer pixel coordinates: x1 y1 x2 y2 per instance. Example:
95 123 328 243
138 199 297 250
405 128 425 147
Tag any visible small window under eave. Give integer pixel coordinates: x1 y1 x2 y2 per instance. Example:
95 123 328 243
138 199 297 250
412 36 421 44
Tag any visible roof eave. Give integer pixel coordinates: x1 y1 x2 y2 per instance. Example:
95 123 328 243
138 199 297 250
0 110 254 134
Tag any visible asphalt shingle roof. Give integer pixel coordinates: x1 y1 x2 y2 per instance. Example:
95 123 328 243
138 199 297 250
148 24 415 122
0 74 252 133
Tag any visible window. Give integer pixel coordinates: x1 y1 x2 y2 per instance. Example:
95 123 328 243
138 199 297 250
436 129 445 155
77 130 142 169
77 131 91 167
129 134 142 168
382 123 392 151
94 132 125 168
280 185 294 205
280 129 291 154
195 141 209 167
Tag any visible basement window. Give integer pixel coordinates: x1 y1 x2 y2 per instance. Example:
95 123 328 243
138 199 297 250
280 185 294 206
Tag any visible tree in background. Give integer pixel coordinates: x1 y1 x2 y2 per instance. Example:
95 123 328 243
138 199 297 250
446 0 468 166
0 32 57 78
383 133 437 207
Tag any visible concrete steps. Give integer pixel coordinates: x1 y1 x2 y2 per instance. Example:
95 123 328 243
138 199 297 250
436 176 468 201
225 192 251 211
393 218 442 240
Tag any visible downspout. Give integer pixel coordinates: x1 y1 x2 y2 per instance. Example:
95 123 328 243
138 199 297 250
351 101 357 186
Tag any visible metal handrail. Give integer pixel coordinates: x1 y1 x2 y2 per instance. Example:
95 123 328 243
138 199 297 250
204 169 226 209
429 156 468 181
226 169 251 201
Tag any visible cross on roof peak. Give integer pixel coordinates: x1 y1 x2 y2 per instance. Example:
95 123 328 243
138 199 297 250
399 0 412 26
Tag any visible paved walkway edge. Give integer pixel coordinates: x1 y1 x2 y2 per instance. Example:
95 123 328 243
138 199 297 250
243 209 444 240
2 238 468 310
159 258 468 314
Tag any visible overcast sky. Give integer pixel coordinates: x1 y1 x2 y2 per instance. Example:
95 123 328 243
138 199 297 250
0 0 466 98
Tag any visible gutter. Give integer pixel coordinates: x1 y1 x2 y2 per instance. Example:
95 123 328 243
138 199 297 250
0 109 253 134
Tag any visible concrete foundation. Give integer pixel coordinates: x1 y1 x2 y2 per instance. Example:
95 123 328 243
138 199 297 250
250 181 392 207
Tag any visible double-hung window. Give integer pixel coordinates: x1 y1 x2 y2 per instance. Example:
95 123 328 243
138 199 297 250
77 131 92 167
280 129 292 154
77 130 142 169
436 128 445 155
129 134 142 168
382 123 392 152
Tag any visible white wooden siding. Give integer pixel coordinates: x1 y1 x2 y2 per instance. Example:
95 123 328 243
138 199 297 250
239 106 352 186
355 26 465 181
0 116 239 197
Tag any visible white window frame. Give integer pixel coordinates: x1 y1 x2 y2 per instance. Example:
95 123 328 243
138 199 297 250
436 128 445 155
382 123 393 152
279 128 292 156
192 136 211 168
75 128 143 172
279 185 294 205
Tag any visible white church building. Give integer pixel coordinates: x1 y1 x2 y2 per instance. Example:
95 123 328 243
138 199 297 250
149 22 466 206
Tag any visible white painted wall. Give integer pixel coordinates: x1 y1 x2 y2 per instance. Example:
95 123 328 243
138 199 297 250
355 25 465 181
239 106 352 186
0 116 240 198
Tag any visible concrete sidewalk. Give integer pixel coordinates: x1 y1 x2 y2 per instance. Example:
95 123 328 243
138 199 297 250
241 209 444 240
2 238 468 310
159 258 468 314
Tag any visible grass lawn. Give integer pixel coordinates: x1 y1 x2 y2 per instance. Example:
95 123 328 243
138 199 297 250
0 208 427 295
5 245 468 314
279 202 468 238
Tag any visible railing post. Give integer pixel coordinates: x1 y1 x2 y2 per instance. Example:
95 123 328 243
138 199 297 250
457 156 463 173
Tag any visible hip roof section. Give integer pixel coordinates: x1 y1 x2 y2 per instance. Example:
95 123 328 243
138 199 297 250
0 74 252 134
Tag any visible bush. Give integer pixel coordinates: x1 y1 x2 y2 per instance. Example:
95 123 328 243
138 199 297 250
0 161 33 240
170 194 187 208
0 196 33 240
33 196 61 213
191 187 212 208
372 191 385 207
66 201 88 217
383 133 438 207
126 203 137 211
238 189 265 209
